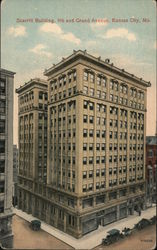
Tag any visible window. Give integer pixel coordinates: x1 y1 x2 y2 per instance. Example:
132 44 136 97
102 143 105 150
83 143 87 151
39 92 43 99
110 80 114 90
89 129 94 137
101 169 105 176
102 77 106 87
89 170 93 178
89 102 94 110
101 156 105 163
115 96 118 103
90 73 94 83
83 171 87 179
115 82 118 91
0 80 5 95
0 121 5 133
97 104 101 112
0 181 5 193
84 71 88 81
96 143 100 150
102 92 106 99
90 88 94 96
83 157 87 165
83 86 88 94
83 185 87 192
97 90 101 98
101 181 105 188
97 117 100 125
102 130 106 138
73 71 77 81
84 100 88 109
89 143 93 151
88 183 93 191
83 129 88 137
96 156 100 164
83 115 88 123
0 140 5 153
96 169 100 177
89 116 94 124
68 73 72 83
96 182 100 189
102 118 106 126
97 76 101 85
0 100 5 113
89 157 94 164
96 130 100 138
110 94 113 101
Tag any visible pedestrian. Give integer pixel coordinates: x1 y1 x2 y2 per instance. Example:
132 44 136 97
139 210 141 216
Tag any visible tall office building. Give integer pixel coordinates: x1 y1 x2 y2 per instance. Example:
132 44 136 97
16 78 48 214
0 68 15 248
17 50 151 238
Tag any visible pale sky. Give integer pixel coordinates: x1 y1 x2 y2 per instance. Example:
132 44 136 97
1 0 156 145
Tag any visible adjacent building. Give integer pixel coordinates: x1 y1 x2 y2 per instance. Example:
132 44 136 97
16 78 48 214
146 135 157 204
13 145 18 206
0 68 15 248
17 50 151 238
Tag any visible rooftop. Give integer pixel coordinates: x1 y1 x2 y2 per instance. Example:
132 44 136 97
16 78 48 94
0 68 16 76
44 50 151 88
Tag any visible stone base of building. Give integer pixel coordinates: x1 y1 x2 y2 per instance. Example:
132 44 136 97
17 184 146 238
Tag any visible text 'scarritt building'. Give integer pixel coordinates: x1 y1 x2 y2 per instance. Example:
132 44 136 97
17 50 151 238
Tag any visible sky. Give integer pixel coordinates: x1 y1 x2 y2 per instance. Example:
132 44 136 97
1 0 156 145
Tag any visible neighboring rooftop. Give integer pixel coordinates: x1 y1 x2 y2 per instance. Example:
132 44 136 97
44 50 151 88
16 78 48 93
0 68 16 76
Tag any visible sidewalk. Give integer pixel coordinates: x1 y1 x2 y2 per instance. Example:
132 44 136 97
13 205 156 249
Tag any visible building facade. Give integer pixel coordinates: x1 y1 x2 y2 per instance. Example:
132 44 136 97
13 145 18 206
17 50 151 238
16 78 48 214
0 68 15 248
146 136 157 204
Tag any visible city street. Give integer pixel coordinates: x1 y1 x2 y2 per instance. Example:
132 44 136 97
94 224 156 250
13 215 73 249
13 206 156 249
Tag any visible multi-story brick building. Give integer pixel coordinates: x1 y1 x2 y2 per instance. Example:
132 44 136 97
146 135 157 203
0 68 15 248
17 50 151 238
16 78 48 214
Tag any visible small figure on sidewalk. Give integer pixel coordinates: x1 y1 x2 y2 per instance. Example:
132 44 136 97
139 210 141 216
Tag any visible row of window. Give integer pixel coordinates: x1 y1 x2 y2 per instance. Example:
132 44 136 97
50 70 77 90
83 71 145 100
82 155 144 165
51 86 77 102
51 101 76 114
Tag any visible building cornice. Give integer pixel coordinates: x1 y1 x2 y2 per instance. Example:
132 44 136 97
44 50 151 88
16 78 48 94
0 68 16 76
